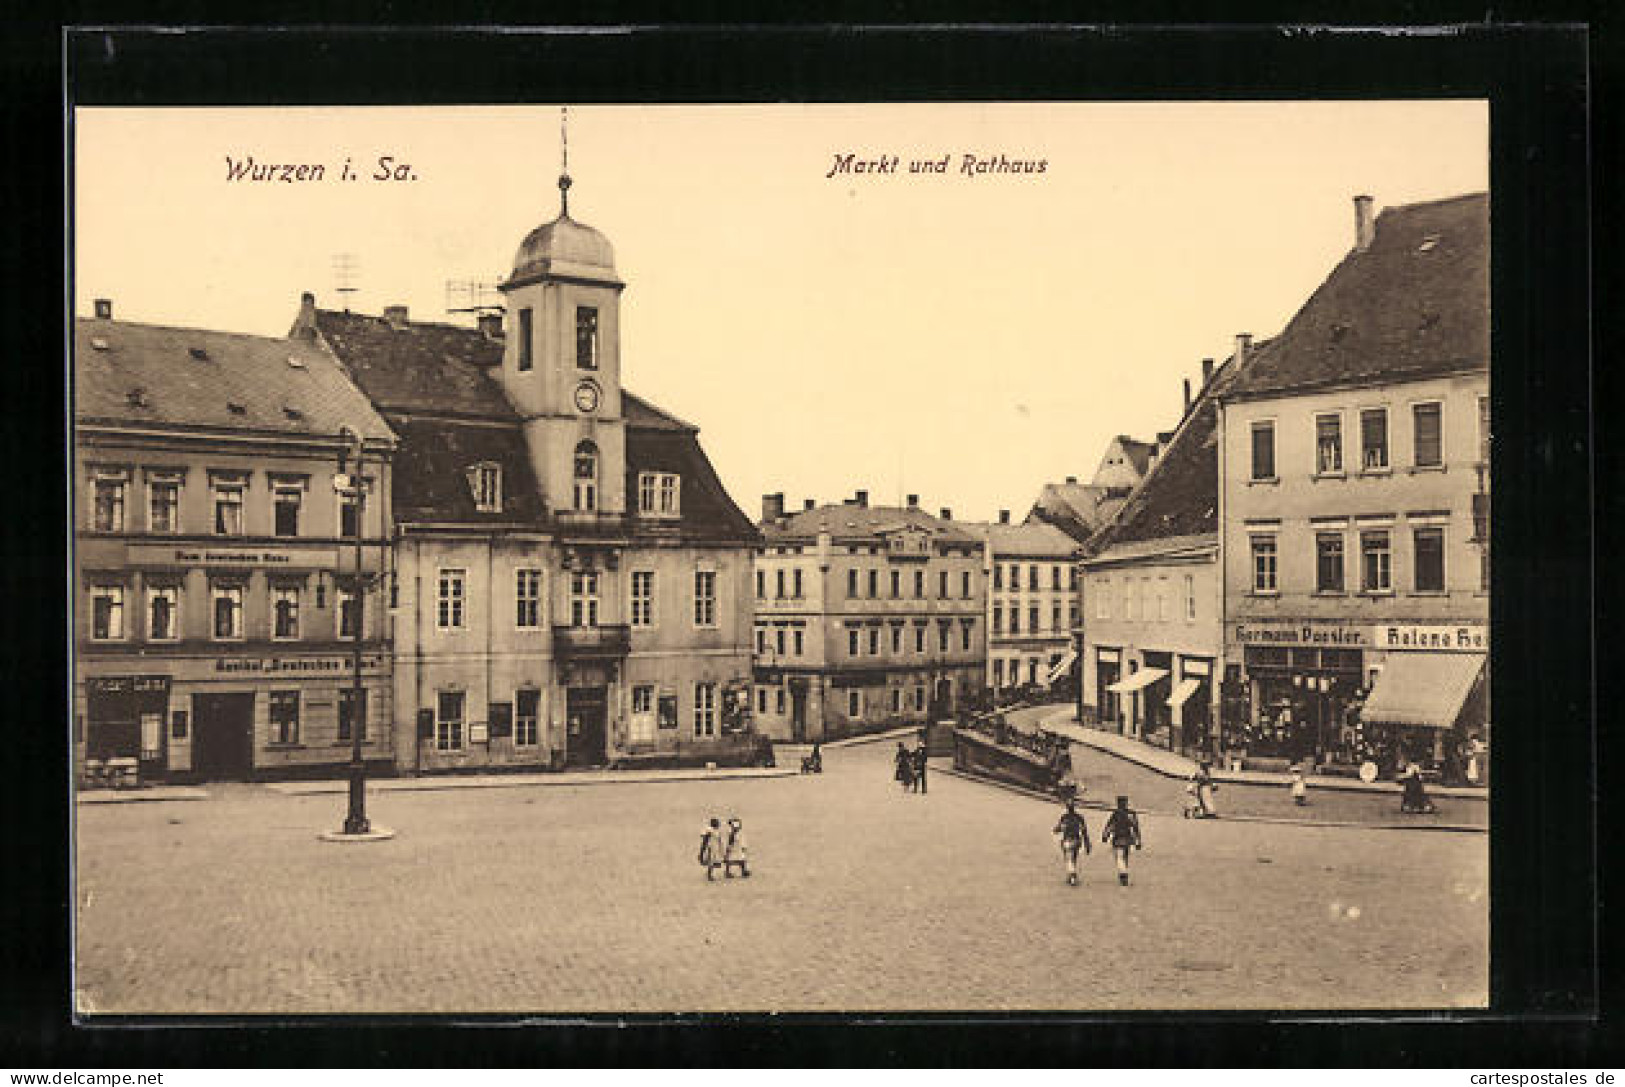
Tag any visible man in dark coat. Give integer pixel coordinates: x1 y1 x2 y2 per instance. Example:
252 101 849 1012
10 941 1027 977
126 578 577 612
912 741 929 794
1052 798 1091 886
1101 795 1143 886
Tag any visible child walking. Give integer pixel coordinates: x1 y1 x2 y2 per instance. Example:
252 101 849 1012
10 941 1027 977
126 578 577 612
1101 795 1142 886
723 816 751 878
698 816 725 881
1289 764 1309 806
1052 798 1092 886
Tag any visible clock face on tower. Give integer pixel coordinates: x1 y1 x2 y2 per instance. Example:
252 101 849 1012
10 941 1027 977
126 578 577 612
573 380 601 414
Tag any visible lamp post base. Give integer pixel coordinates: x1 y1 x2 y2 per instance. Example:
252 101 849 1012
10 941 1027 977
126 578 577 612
318 825 396 842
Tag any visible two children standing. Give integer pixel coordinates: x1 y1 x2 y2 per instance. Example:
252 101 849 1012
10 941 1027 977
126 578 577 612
1052 795 1142 887
698 816 750 881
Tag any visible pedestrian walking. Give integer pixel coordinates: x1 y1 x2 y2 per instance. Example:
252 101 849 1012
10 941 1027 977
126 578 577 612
913 741 929 794
1192 760 1219 818
698 816 725 881
1101 795 1142 886
1289 764 1309 806
1052 798 1092 886
723 816 751 878
894 741 915 792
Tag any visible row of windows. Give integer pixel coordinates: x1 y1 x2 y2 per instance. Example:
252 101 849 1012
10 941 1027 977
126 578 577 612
1250 397 1488 482
267 689 370 745
1093 573 1200 623
992 655 1065 688
434 567 719 631
87 580 363 643
844 567 974 600
846 620 975 657
838 686 929 719
88 469 364 538
1249 525 1478 595
991 562 1078 592
992 603 1078 635
515 305 599 373
754 624 807 657
755 566 806 600
430 681 717 751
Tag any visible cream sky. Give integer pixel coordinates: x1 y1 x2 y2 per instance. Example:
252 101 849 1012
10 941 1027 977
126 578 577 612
73 102 1487 523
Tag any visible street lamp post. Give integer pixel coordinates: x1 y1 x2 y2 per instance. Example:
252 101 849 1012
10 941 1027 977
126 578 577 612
338 427 370 836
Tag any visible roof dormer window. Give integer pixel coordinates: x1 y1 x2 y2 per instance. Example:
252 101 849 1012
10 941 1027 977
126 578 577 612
468 462 502 513
637 471 680 517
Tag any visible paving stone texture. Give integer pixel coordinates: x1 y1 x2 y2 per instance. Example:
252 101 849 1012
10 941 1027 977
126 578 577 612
74 707 1487 1014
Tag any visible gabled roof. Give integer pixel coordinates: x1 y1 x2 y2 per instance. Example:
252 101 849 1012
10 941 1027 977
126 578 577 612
962 520 1082 559
1111 436 1157 480
1026 482 1127 545
74 317 393 443
761 504 981 546
1226 192 1488 400
303 308 513 419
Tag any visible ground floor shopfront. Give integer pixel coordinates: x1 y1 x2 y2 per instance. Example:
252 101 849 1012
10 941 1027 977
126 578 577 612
751 663 980 742
1088 643 1220 758
76 646 393 782
1227 619 1488 781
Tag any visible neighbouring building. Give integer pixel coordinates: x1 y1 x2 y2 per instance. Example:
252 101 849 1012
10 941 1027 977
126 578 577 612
291 172 759 772
752 493 986 741
74 304 397 782
1218 192 1489 778
1025 433 1162 546
1079 346 1248 757
965 512 1082 695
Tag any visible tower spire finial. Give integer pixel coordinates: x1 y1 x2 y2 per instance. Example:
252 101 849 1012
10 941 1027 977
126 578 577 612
558 105 572 217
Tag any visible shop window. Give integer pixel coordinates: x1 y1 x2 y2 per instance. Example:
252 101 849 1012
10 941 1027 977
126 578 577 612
573 441 598 512
437 569 466 630
272 584 301 640
148 476 180 534
212 478 245 536
1413 402 1443 467
92 475 126 532
516 568 544 628
145 584 179 641
693 569 717 627
515 689 540 746
517 307 533 371
1250 421 1276 480
1316 533 1345 592
211 583 244 640
1251 535 1278 593
90 583 125 641
1414 527 1446 592
1361 530 1392 592
571 571 601 628
338 688 368 742
693 682 716 738
629 570 654 628
269 691 300 745
1361 408 1389 470
436 691 465 750
576 306 599 370
273 483 302 537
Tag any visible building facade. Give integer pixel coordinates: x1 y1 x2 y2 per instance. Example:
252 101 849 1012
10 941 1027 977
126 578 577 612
293 175 759 773
74 309 397 782
1218 193 1489 777
752 494 986 741
967 515 1081 695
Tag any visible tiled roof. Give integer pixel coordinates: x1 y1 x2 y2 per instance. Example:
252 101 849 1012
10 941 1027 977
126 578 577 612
962 520 1082 558
389 417 546 525
308 309 514 418
74 318 393 443
761 504 981 545
623 390 695 432
1026 482 1127 545
1226 192 1488 399
1088 532 1217 567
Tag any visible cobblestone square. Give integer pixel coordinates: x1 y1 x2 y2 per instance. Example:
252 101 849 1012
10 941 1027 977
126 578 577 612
74 726 1487 1015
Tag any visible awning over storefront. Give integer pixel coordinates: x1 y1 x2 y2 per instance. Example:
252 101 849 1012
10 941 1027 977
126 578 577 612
1045 650 1078 685
1166 677 1202 708
1360 652 1486 730
1105 667 1168 695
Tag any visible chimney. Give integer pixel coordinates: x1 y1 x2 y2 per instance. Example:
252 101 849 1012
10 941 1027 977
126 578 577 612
939 507 953 521
1183 377 1192 414
1235 332 1252 365
93 298 113 320
803 498 816 511
762 493 785 522
384 304 409 330
477 312 503 339
906 494 919 508
854 490 868 508
1065 475 1077 484
1202 357 1214 385
1353 194 1375 252
998 510 1010 524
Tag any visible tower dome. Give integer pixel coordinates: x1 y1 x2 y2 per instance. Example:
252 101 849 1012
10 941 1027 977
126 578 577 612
507 173 619 287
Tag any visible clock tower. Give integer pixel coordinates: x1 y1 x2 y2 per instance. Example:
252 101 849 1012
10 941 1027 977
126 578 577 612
497 168 628 518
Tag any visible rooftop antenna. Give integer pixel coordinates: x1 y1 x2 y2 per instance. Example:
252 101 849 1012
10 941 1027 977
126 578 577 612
332 253 360 312
558 105 572 217
444 278 504 323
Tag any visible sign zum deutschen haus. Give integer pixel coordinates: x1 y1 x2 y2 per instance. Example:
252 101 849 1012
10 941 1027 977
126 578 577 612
126 545 341 568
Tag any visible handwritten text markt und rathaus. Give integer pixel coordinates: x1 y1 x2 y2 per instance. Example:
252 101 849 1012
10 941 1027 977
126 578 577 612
825 152 1048 179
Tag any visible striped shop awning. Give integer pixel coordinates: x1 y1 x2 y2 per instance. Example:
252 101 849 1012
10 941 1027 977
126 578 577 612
1360 652 1486 730
1105 667 1169 695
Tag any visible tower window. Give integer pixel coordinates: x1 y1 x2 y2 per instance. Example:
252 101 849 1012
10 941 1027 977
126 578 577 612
517 307 533 372
573 441 598 512
576 307 599 370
